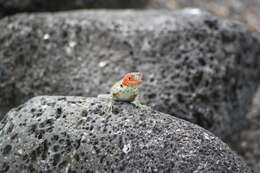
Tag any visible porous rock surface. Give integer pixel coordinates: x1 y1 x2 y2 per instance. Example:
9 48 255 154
0 10 260 141
0 96 252 172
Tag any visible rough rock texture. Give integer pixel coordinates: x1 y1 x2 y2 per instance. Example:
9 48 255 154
0 10 260 141
0 96 252 172
0 0 149 18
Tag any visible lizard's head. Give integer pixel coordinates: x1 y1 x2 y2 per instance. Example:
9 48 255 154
122 72 143 87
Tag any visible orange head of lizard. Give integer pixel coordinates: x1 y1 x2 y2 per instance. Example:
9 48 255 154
121 72 144 87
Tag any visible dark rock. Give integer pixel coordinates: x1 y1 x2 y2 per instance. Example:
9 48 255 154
0 96 252 172
233 87 260 173
0 0 149 18
0 10 259 141
238 128 260 173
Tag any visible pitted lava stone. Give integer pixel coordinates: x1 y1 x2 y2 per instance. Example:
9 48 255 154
0 96 252 172
0 10 260 141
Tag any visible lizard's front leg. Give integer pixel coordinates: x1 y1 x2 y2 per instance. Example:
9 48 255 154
132 95 150 109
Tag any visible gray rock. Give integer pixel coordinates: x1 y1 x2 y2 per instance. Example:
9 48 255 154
0 96 252 172
238 128 260 173
0 10 259 141
233 87 260 173
148 0 260 33
0 0 149 18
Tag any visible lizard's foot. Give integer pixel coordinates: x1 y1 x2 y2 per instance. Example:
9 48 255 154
105 100 114 113
132 100 150 109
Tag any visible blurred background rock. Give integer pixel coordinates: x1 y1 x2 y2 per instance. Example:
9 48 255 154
150 1 260 171
149 0 260 33
1 0 260 33
238 89 260 172
0 0 148 17
155 0 260 171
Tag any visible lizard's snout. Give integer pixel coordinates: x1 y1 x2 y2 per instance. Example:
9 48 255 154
135 73 144 81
